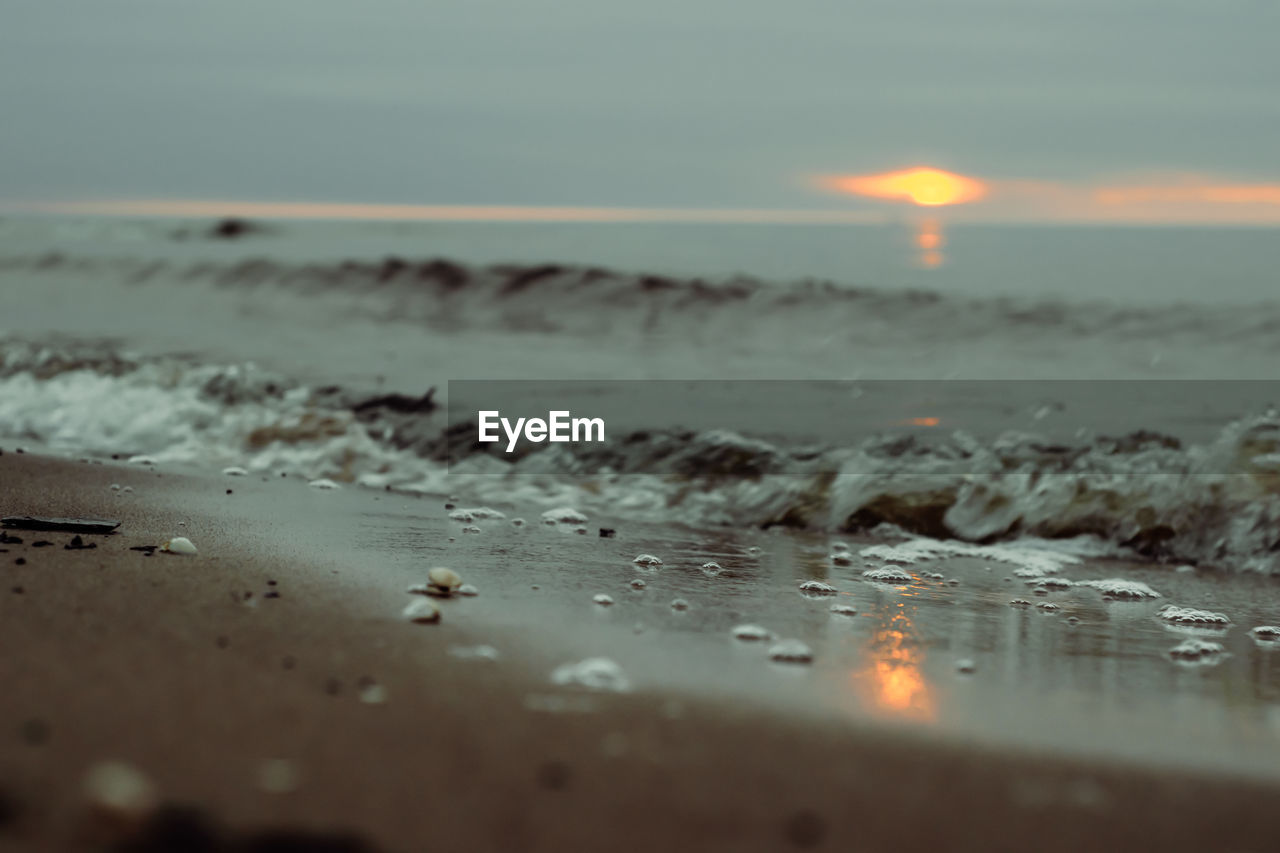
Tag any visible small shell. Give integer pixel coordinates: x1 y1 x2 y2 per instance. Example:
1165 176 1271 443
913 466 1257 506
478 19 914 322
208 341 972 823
162 536 198 555
629 578 647 590
403 599 441 623
83 761 158 832
427 567 462 594
593 594 615 607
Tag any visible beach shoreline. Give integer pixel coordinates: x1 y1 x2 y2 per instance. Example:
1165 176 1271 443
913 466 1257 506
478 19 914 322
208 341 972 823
4 451 1280 851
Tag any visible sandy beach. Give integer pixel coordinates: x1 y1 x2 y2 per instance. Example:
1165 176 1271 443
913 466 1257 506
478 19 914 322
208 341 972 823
4 450 1280 852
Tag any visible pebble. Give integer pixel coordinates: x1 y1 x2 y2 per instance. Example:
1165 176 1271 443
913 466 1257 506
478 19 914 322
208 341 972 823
768 639 813 664
551 657 630 692
633 554 663 566
161 537 198 555
732 624 773 641
82 761 158 833
593 594 615 607
512 518 526 527
403 599 441 624
457 583 479 596
670 598 690 611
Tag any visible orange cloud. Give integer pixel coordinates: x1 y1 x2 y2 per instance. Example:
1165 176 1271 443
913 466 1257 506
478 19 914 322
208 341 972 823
820 167 988 207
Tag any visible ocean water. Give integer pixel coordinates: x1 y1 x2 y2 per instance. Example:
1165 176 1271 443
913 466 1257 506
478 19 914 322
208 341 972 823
4 215 1280 573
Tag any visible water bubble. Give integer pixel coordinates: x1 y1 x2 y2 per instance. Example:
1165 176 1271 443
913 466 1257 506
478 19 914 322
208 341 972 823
862 567 912 584
670 598 690 611
700 561 724 576
798 580 838 597
1250 625 1280 644
1036 602 1060 612
632 554 663 567
1169 639 1225 664
768 639 813 664
732 624 772 641
593 594 615 607
551 658 630 692
629 579 647 590
1078 579 1161 600
1158 605 1230 626
542 507 588 524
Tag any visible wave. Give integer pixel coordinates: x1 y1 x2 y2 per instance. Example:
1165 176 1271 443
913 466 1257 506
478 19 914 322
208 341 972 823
4 338 1280 574
6 250 1280 349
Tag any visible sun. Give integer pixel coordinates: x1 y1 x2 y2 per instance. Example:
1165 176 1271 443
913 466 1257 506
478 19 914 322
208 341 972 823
822 167 987 207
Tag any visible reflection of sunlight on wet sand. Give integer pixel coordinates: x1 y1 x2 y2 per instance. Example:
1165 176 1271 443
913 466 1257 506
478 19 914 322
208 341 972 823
856 601 935 721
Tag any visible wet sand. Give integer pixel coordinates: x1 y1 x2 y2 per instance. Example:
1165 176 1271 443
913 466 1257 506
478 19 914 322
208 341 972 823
4 451 1280 851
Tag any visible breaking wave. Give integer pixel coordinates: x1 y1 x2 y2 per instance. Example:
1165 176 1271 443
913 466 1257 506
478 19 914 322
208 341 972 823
5 338 1280 574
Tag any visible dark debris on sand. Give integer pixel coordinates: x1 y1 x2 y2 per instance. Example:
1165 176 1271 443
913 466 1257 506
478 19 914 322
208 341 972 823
2 515 120 534
109 805 380 853
64 535 97 551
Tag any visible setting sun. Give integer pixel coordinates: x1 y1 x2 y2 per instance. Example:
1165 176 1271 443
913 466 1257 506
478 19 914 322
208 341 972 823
822 167 988 206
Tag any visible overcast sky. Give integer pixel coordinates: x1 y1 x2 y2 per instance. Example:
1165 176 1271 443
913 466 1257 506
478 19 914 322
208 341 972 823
3 0 1277 212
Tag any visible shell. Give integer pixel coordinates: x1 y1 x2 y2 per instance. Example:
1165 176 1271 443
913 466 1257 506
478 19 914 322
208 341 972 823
83 761 158 832
403 599 441 624
427 567 462 594
162 536 198 555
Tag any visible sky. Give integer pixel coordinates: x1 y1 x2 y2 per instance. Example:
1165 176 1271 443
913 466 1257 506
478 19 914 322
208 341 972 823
3 0 1278 222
